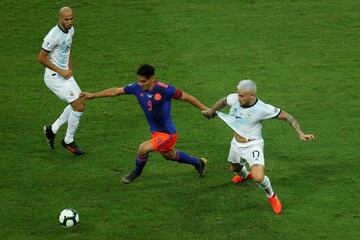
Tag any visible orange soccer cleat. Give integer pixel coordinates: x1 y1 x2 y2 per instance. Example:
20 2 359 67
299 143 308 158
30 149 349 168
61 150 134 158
231 172 253 183
268 194 282 214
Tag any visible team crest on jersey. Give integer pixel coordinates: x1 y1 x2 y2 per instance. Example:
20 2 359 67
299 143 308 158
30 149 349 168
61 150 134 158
154 93 162 101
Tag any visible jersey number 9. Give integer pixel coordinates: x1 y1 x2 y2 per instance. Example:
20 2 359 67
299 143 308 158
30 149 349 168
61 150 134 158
147 100 152 111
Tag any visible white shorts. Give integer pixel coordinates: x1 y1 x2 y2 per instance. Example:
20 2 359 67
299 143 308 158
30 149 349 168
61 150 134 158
44 69 81 103
227 137 265 167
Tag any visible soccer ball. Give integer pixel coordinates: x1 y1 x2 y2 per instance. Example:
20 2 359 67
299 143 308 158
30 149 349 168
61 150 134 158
59 208 79 227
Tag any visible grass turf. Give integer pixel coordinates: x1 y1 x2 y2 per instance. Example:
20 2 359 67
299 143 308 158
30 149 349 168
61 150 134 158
0 0 359 239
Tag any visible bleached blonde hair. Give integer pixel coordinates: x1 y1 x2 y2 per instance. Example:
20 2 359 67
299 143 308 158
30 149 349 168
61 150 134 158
237 79 257 93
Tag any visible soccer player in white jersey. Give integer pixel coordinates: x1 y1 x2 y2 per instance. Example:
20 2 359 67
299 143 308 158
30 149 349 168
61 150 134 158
38 7 85 155
202 80 314 214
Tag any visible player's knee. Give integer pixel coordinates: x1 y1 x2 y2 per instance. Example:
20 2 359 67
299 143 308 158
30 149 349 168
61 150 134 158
137 147 147 156
252 173 264 183
71 104 85 112
163 155 173 160
77 101 85 112
138 144 151 156
163 153 176 161
72 98 85 112
74 105 85 112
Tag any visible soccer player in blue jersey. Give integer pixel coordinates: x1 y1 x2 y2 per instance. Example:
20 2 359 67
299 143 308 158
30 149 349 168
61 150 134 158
80 64 208 184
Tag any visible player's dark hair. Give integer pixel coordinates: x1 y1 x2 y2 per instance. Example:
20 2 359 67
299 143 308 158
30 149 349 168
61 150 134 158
136 64 155 78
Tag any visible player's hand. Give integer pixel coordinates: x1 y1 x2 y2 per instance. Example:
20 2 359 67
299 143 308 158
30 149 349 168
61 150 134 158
58 69 72 79
201 109 211 119
299 133 315 141
80 92 94 100
202 109 216 119
66 70 73 79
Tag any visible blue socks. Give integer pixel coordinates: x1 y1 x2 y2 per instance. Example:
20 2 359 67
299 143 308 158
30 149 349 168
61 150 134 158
132 154 149 176
175 150 199 166
131 151 199 176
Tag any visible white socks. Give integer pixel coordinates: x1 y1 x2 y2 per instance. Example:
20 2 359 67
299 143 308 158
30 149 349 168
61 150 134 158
239 165 249 179
257 175 274 198
52 105 72 134
51 105 83 144
64 111 83 144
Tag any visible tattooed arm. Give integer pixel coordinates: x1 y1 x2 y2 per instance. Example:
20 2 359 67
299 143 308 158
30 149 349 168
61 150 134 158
277 111 315 141
202 97 227 119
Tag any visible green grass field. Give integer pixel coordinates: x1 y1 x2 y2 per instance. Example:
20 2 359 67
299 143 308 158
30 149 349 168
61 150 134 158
1 0 359 239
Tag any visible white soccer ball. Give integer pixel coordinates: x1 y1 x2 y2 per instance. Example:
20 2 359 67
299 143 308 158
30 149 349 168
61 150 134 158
59 208 79 227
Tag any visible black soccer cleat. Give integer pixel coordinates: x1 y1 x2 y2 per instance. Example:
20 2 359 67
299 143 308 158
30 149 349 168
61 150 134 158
61 139 85 155
121 172 138 184
195 157 208 177
43 125 56 149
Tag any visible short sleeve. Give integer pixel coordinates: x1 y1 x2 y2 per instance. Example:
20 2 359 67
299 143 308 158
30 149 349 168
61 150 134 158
226 93 238 106
261 103 281 119
123 83 137 95
172 88 183 99
42 32 57 52
156 82 182 100
167 84 182 99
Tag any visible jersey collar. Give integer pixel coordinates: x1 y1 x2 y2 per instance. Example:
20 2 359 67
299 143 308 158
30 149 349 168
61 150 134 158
147 80 157 92
241 98 258 108
57 24 70 34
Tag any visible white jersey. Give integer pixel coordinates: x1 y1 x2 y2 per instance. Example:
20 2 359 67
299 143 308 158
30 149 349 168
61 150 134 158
41 25 74 70
217 93 281 140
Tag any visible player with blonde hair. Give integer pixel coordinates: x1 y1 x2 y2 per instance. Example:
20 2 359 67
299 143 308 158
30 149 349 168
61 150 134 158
203 80 314 214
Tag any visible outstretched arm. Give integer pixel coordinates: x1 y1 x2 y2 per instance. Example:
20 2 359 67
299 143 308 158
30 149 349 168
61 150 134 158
80 87 125 100
278 111 315 141
180 92 208 111
202 97 227 119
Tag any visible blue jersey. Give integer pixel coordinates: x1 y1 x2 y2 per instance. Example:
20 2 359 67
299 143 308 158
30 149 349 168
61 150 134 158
124 81 183 134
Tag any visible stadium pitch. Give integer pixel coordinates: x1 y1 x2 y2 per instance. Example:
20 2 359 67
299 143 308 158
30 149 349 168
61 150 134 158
0 1 359 239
